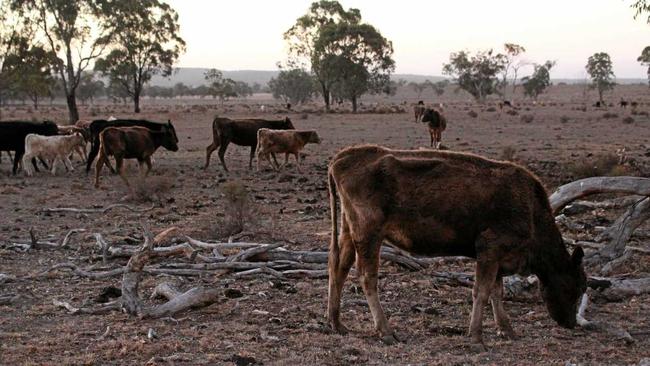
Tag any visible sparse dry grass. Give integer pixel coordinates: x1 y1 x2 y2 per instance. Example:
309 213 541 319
568 154 628 179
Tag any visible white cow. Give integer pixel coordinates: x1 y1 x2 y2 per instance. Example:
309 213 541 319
22 133 86 176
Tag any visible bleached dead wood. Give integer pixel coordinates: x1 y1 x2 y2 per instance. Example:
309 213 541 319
41 203 155 214
548 177 650 271
549 176 650 214
60 228 85 248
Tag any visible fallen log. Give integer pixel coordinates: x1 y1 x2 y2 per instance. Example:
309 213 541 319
549 176 650 214
41 203 155 214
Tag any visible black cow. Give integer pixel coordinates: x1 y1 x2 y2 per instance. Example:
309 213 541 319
204 116 295 172
0 120 59 175
85 119 177 173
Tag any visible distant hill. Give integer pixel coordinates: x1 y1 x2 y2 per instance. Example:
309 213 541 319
149 67 646 87
149 68 447 88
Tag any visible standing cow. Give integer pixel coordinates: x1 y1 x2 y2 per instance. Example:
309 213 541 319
94 124 179 188
413 100 425 122
326 145 586 346
86 119 177 173
421 108 447 148
204 116 295 172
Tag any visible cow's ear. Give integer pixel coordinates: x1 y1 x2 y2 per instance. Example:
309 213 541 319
571 246 584 266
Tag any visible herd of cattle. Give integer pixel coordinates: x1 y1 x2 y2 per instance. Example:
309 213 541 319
0 106 589 347
0 115 327 187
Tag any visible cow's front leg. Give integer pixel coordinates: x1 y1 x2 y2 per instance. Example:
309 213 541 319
490 276 515 339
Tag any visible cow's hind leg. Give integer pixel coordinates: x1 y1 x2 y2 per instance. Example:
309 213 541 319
490 276 515 339
217 141 229 172
204 141 218 170
248 145 256 170
327 213 356 334
469 234 500 347
356 234 397 344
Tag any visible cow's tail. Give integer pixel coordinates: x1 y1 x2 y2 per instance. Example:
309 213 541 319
211 116 221 146
328 167 340 270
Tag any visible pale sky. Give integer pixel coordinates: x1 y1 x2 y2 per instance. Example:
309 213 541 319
167 0 650 79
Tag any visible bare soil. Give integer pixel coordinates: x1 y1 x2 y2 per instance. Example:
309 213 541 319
1 87 650 365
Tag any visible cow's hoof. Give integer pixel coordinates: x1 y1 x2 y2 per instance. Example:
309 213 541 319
469 341 488 353
497 329 516 340
380 333 399 345
330 321 349 335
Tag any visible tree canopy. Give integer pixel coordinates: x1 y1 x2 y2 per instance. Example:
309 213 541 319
586 52 615 103
94 0 185 113
269 68 316 104
442 49 506 102
284 0 394 111
521 61 555 100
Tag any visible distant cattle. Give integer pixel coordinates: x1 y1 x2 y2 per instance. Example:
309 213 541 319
413 100 425 122
22 133 85 176
326 145 586 345
94 124 179 188
204 116 295 172
86 119 177 173
256 129 321 172
421 108 447 149
498 100 513 109
0 120 59 175
619 100 629 108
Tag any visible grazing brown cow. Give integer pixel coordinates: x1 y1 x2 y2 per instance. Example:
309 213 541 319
421 108 447 148
413 100 425 122
326 145 586 346
94 125 179 188
256 129 321 172
204 116 295 172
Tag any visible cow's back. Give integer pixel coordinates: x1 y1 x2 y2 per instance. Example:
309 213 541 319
217 118 293 147
0 121 58 151
330 145 547 257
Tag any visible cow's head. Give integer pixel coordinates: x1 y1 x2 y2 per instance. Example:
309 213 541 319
283 117 295 130
421 109 440 124
540 247 587 328
43 120 59 135
308 131 321 144
162 120 179 152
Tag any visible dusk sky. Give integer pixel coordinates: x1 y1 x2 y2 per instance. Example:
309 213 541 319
166 0 650 79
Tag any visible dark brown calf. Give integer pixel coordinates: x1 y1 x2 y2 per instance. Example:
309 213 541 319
95 125 178 188
327 145 586 346
421 108 447 148
204 116 295 172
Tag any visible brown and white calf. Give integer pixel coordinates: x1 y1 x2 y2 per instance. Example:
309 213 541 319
94 124 178 188
58 125 89 162
256 128 321 172
22 133 86 176
327 145 586 346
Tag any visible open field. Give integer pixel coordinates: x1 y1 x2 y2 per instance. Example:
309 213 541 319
1 86 650 365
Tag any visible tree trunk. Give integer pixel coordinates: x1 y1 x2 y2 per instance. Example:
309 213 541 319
133 91 141 113
66 93 79 124
33 96 38 110
320 81 330 112
351 96 358 113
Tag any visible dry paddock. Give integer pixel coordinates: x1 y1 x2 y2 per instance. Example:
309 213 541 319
1 97 650 365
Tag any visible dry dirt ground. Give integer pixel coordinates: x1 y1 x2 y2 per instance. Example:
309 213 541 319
1 87 650 365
